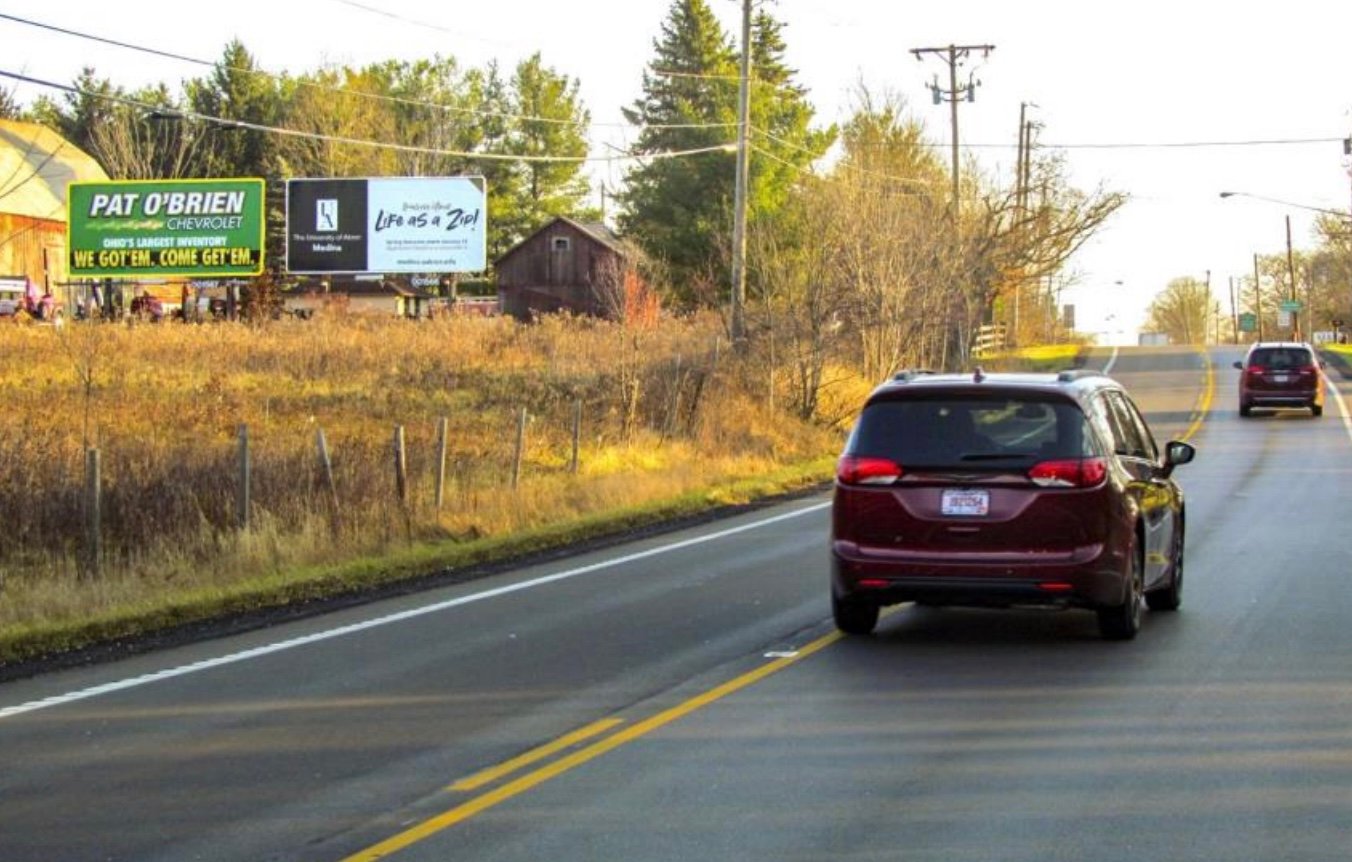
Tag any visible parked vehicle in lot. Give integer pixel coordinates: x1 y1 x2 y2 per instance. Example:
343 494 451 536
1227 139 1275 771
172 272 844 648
831 368 1195 640
1234 341 1324 417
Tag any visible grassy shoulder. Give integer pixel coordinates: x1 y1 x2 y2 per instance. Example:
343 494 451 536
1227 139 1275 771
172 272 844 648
983 344 1087 372
0 454 835 667
1319 343 1352 378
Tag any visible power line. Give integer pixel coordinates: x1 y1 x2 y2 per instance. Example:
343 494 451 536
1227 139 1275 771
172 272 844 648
835 135 1345 152
750 127 943 188
328 0 509 46
0 69 737 166
0 11 734 133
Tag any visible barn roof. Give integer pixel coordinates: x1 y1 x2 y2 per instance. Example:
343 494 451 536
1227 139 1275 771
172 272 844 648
0 120 108 222
495 215 633 265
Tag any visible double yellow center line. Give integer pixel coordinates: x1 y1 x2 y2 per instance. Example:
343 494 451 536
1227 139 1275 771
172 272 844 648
1182 350 1215 443
341 630 842 861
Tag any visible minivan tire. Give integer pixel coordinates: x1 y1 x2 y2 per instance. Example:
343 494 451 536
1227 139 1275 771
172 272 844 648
1098 546 1143 640
1145 527 1183 612
833 594 880 636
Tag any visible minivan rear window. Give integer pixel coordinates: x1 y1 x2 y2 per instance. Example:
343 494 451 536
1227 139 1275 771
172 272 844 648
847 396 1096 468
1249 347 1312 368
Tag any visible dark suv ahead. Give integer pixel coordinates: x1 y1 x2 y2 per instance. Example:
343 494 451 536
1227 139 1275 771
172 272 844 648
831 369 1195 640
1234 342 1324 417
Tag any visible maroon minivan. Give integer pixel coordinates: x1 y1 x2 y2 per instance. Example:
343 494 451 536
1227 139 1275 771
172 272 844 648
1234 341 1324 417
831 369 1195 640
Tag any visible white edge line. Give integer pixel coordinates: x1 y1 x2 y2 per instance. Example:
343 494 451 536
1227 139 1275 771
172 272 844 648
1101 346 1120 376
1325 368 1352 442
1 501 832 720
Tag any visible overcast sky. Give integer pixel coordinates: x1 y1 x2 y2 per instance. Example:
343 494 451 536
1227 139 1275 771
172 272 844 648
3 0 1350 342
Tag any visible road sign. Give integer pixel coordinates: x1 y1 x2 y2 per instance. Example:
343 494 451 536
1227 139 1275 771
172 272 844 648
1239 312 1257 333
1280 299 1302 312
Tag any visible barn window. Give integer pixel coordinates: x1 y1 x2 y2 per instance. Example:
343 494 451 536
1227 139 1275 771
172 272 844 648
551 237 571 252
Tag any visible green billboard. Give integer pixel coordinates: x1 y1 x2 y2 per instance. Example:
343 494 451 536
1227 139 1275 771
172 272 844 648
68 178 266 277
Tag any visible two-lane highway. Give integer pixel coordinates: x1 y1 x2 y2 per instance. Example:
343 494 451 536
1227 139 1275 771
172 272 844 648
4 345 1352 861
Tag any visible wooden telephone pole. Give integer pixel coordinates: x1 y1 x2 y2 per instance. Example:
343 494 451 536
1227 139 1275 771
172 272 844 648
911 43 996 211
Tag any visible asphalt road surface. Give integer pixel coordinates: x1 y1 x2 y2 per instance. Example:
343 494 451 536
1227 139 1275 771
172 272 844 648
4 345 1351 861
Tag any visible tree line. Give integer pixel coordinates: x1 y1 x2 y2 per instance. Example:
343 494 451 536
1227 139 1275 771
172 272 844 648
9 0 1126 392
1145 215 1352 345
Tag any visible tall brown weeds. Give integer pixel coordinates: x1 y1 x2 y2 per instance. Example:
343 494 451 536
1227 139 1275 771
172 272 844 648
0 312 846 632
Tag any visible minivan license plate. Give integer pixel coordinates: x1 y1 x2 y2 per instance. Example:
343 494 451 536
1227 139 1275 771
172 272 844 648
942 488 989 516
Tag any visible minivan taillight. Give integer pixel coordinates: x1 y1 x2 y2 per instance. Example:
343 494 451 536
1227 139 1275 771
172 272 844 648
837 456 903 485
1297 365 1317 376
1028 457 1107 488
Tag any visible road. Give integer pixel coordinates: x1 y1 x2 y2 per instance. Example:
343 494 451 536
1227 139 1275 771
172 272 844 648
3 345 1352 861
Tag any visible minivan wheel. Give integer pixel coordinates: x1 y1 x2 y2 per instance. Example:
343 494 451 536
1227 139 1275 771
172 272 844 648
1146 527 1183 612
1311 403 1323 418
1098 547 1143 640
833 594 880 636
1239 403 1252 418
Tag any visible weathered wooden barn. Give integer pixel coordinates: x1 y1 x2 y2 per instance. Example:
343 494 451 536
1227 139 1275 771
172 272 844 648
0 119 108 296
495 216 658 323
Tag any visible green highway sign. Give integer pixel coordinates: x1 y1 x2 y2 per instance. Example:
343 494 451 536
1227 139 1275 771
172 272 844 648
1280 299 1302 312
1238 312 1257 332
68 178 266 277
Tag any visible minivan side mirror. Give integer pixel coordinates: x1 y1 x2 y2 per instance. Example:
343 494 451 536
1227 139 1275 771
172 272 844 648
1233 360 1244 370
1161 440 1196 477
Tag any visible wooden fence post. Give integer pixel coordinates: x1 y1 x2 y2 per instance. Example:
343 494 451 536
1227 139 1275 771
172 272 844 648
237 424 250 531
315 427 340 532
663 354 683 440
570 399 582 474
393 424 408 503
84 447 101 579
435 416 449 510
512 407 527 490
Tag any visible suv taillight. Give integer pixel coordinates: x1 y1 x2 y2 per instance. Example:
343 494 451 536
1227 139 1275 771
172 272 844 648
1297 365 1317 376
1028 457 1107 488
837 456 903 485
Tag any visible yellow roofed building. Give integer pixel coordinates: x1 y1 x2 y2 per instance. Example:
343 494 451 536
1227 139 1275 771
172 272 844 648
0 119 108 291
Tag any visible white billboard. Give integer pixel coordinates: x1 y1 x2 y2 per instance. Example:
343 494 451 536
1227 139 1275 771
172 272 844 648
287 176 487 274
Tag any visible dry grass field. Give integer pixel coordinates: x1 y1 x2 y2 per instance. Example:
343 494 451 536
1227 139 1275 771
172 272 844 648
0 312 854 660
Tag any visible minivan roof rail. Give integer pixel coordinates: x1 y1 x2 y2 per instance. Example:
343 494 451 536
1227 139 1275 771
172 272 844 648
892 368 937 382
1056 368 1105 383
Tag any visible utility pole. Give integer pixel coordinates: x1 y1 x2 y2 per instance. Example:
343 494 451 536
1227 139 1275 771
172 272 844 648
1229 276 1238 344
1018 104 1037 215
1012 102 1037 345
1205 270 1212 345
912 43 995 212
1253 253 1266 342
729 0 752 343
1285 214 1300 339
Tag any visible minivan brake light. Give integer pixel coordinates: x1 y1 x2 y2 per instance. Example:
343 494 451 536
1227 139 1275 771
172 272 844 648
1028 457 1107 488
837 456 903 485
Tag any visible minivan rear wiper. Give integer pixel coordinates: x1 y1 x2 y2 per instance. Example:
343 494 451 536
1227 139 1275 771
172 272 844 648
958 452 1034 461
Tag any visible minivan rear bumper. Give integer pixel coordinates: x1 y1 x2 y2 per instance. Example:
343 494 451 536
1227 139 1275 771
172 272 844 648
831 541 1127 609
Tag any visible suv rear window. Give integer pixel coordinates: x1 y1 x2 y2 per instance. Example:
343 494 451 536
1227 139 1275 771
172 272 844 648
847 395 1096 469
1249 347 1312 368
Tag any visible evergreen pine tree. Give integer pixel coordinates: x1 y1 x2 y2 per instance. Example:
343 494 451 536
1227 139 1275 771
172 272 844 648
618 0 739 306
